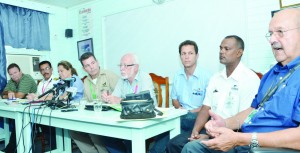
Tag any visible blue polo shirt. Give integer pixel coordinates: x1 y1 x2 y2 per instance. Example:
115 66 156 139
242 56 300 133
171 65 211 110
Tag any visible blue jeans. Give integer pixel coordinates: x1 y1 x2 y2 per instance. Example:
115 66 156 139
103 136 131 153
149 112 198 153
182 140 250 153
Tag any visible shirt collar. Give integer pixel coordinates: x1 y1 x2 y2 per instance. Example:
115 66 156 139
273 56 300 73
179 64 201 78
220 62 244 81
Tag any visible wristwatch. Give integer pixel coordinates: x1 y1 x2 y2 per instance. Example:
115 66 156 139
250 132 260 148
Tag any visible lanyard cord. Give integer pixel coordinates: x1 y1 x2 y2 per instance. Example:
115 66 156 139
42 78 52 93
89 81 97 99
258 63 300 108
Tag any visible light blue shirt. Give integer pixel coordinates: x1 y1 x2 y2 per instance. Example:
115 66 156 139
58 74 84 102
112 71 157 104
171 65 211 110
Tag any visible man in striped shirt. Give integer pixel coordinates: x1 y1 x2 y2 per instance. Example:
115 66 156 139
3 63 37 99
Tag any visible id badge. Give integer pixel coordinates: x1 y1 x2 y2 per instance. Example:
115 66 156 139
244 109 258 123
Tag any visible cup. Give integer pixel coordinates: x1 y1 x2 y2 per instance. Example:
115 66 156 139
93 99 103 112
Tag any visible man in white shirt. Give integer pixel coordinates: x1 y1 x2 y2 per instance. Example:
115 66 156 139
167 35 261 153
27 60 57 100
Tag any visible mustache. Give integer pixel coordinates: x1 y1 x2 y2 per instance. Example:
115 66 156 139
271 42 282 49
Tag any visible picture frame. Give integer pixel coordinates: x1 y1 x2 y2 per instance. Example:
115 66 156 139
77 38 93 59
280 0 300 9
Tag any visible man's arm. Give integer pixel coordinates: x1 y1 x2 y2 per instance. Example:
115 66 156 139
172 99 182 109
2 91 26 99
189 105 211 140
225 107 254 130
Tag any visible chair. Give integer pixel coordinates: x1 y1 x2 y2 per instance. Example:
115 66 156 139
149 73 169 108
81 75 87 83
252 70 263 79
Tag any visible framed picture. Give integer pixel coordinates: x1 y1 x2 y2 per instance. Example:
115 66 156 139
280 0 300 8
77 38 93 59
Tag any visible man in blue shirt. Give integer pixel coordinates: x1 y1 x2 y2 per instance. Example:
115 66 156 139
182 8 300 153
149 40 211 153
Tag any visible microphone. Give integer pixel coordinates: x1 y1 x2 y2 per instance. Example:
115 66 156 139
63 77 75 88
37 86 56 99
66 87 77 96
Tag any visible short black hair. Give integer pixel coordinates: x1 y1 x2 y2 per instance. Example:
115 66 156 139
80 52 96 66
224 35 244 50
39 60 52 69
178 40 198 55
7 63 20 72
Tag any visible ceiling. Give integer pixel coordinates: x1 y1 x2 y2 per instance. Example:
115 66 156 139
27 0 95 8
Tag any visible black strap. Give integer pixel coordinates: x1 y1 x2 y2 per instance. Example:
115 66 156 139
258 63 300 108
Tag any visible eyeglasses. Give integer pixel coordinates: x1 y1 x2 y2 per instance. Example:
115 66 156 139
265 27 300 41
118 64 135 68
40 67 51 72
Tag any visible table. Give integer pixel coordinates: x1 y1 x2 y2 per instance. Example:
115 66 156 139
1 102 187 153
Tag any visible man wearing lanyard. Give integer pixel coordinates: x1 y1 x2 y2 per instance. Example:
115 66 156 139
182 8 300 153
69 52 119 153
27 60 58 101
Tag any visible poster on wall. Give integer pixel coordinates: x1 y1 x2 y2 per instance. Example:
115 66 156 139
77 38 93 59
78 8 93 38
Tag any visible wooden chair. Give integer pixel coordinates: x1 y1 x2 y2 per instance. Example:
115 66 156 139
81 75 87 83
149 73 169 108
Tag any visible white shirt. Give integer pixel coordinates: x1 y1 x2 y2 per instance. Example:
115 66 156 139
203 62 260 118
37 76 57 96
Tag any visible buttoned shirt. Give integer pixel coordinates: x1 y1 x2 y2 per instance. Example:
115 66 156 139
112 71 157 104
242 57 300 133
171 65 211 110
203 62 260 118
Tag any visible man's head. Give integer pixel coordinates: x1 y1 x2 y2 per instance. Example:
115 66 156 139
80 52 100 78
119 53 139 81
178 40 199 69
7 63 22 83
268 8 300 66
219 35 244 66
39 61 53 80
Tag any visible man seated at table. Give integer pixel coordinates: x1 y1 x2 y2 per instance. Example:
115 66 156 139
101 53 157 153
27 60 58 101
69 52 119 153
1 63 37 152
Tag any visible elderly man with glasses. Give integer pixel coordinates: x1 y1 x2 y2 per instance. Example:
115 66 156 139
102 53 157 104
182 8 300 153
27 60 58 101
101 53 157 153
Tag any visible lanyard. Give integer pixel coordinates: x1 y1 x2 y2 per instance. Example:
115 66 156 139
42 78 52 93
258 63 300 108
89 81 97 99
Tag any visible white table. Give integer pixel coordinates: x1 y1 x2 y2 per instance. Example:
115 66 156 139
1 102 187 153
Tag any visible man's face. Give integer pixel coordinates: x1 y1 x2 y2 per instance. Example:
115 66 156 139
39 63 52 80
8 67 22 83
268 9 300 66
119 55 137 79
180 45 198 68
219 38 242 65
82 56 100 77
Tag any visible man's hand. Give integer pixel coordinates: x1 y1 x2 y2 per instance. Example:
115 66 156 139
205 110 226 137
201 127 239 152
8 92 16 99
188 133 209 141
26 93 36 101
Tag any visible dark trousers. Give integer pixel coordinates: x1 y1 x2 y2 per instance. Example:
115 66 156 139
167 130 190 153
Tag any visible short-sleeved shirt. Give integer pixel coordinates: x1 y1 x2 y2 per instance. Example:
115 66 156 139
203 62 260 118
83 70 119 102
242 57 300 133
112 71 157 104
37 76 58 96
171 65 211 110
4 74 37 96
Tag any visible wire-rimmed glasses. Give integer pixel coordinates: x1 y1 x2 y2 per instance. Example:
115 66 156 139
265 27 300 41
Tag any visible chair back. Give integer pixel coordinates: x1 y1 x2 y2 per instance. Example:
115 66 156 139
149 73 169 108
81 76 87 82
